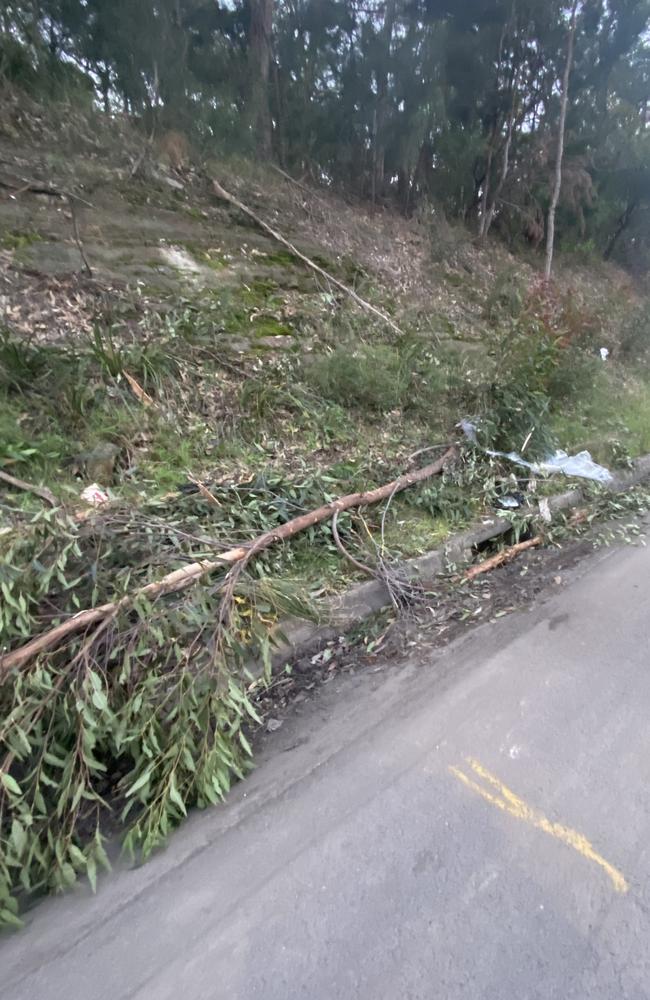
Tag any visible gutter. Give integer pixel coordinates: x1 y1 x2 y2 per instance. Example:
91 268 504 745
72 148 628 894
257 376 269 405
270 453 650 667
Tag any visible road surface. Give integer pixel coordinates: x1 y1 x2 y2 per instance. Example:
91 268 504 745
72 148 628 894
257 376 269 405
2 538 650 999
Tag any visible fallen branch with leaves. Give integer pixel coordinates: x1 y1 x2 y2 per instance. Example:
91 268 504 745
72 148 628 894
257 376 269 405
0 447 455 673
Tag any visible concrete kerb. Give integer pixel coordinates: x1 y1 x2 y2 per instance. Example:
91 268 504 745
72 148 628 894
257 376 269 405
269 453 650 670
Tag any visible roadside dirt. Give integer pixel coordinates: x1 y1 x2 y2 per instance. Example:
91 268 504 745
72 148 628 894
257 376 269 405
251 531 608 744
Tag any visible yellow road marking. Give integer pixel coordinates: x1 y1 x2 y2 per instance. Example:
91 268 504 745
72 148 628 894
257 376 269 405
449 756 629 894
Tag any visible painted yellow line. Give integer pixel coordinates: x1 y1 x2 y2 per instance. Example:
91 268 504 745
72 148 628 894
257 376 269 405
449 756 629 894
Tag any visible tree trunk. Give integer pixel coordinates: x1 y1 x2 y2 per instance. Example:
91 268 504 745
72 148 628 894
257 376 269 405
478 133 496 238
372 0 397 207
603 200 637 261
478 17 509 238
99 66 110 115
272 59 287 168
544 0 580 280
248 0 273 159
482 62 523 240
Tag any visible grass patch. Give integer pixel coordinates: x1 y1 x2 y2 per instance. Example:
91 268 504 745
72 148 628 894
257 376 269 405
0 229 44 251
551 368 650 465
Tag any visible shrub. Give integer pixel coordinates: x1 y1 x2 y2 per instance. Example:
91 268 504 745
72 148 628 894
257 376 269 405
304 340 450 419
305 344 411 413
547 347 603 403
618 306 650 363
484 269 527 325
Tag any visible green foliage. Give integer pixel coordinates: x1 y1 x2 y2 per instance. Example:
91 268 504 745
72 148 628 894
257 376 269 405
0 34 39 90
468 278 612 458
306 344 410 413
0 29 93 102
0 332 60 393
0 488 321 923
552 370 650 466
618 304 650 363
401 449 498 530
0 230 43 252
547 348 603 405
0 591 259 910
484 269 527 325
90 325 181 390
304 341 448 417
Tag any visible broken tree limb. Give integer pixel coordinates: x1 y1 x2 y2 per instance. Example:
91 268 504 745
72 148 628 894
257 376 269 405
210 178 405 337
465 535 542 581
0 448 456 674
269 163 329 206
0 175 94 208
0 469 57 507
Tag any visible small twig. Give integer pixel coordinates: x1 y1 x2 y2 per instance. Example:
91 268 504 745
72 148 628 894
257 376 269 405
331 509 377 579
408 443 452 462
520 427 535 454
123 370 154 406
69 198 92 278
0 469 57 507
269 163 329 208
380 482 401 557
129 124 157 180
333 508 423 613
186 473 221 507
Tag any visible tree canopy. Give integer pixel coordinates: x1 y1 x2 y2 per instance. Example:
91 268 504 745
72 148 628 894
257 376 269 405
2 0 649 267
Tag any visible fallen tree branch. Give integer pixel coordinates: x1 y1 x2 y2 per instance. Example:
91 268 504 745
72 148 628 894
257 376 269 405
0 175 94 208
465 535 542 581
0 469 57 507
0 448 455 674
211 177 405 337
269 163 330 208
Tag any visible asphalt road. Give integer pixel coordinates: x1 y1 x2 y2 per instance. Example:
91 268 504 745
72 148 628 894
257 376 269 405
3 539 650 1000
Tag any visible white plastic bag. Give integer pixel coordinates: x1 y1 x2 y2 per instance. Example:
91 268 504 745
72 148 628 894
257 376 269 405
458 421 613 483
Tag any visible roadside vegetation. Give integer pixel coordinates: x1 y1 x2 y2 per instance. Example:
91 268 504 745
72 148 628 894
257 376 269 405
1 0 650 926
2 210 649 923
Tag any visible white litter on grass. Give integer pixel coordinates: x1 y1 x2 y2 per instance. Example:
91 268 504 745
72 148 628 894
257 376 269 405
80 483 110 507
458 420 613 484
600 347 610 361
159 244 205 286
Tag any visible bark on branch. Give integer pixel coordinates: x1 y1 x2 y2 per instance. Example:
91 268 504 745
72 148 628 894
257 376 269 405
0 469 57 507
0 448 456 674
465 535 541 581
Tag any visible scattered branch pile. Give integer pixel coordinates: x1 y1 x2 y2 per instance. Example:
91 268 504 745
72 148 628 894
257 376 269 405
0 448 453 924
